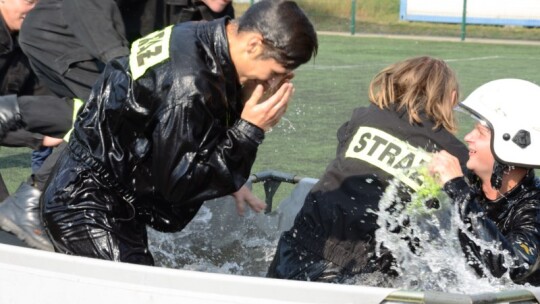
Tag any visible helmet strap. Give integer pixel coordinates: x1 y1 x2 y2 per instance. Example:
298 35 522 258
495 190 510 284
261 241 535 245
490 161 513 190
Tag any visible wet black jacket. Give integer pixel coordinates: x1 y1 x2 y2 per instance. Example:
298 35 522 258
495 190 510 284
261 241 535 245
68 18 263 232
445 170 540 285
289 104 468 273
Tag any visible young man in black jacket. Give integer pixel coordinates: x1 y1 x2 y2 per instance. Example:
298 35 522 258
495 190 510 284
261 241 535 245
41 0 318 265
0 0 236 251
429 78 540 286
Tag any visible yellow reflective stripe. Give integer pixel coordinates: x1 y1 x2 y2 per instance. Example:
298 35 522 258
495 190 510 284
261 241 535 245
62 98 85 142
345 126 432 191
129 25 173 80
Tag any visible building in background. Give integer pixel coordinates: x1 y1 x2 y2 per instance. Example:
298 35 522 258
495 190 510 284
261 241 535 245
401 0 540 27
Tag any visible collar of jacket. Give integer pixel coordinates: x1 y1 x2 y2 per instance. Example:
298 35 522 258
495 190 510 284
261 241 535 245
478 169 537 219
0 15 13 55
370 102 438 130
199 17 242 115
502 168 537 199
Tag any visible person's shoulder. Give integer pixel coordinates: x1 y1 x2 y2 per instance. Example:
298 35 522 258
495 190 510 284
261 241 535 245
169 20 219 58
433 131 468 164
350 104 380 119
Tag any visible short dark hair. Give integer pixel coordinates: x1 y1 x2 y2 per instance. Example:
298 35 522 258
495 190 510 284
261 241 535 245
237 0 318 70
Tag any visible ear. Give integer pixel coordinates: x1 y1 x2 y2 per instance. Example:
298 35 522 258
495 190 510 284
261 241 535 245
245 33 265 58
451 90 458 104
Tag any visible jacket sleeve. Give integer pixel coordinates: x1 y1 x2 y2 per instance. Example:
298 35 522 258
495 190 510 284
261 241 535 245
17 95 74 138
151 95 264 207
1 129 43 150
62 0 129 63
444 177 540 283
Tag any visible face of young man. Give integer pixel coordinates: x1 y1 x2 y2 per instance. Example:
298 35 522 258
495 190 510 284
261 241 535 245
237 57 292 103
229 25 292 95
249 57 289 85
236 46 290 84
464 122 495 179
0 0 37 32
201 0 231 13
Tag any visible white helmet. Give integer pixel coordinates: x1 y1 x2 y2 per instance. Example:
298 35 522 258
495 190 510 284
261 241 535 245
460 78 540 168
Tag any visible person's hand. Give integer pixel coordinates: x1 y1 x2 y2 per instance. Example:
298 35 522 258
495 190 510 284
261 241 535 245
42 136 64 147
240 80 294 132
428 150 463 185
231 185 267 216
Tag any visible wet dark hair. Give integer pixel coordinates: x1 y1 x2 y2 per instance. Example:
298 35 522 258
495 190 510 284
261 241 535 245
236 0 318 70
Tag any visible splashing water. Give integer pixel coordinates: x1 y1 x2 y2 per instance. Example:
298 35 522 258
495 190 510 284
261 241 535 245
148 195 286 277
148 177 525 294
278 117 296 133
365 179 521 293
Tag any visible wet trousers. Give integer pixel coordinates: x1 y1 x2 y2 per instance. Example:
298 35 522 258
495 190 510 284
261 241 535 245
41 145 154 265
266 232 355 283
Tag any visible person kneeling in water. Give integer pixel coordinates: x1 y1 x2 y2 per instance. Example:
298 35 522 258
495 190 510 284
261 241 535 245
429 79 540 286
266 56 468 282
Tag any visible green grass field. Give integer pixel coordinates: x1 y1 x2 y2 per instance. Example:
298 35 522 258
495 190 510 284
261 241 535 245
1 34 540 202
235 0 540 41
251 34 540 179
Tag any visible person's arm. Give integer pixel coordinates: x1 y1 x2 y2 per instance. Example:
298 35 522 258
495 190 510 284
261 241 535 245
2 129 44 149
151 83 292 206
17 95 74 139
62 0 129 62
0 94 69 148
431 149 540 283
152 101 263 206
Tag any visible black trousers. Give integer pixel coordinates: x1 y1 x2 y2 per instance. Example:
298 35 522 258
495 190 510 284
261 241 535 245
42 148 154 265
30 142 67 191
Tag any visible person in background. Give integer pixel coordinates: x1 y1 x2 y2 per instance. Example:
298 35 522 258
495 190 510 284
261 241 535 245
266 56 468 282
160 0 234 26
0 0 237 251
41 0 318 265
0 0 74 251
19 0 235 102
429 78 540 286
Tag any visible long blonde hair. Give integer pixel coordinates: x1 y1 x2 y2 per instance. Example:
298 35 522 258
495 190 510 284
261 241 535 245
368 56 459 133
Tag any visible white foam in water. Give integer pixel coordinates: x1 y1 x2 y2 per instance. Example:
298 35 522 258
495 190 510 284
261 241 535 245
369 180 521 293
148 177 526 293
148 195 284 277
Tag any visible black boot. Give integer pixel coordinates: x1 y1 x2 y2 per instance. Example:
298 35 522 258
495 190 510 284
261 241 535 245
0 95 24 141
0 182 54 251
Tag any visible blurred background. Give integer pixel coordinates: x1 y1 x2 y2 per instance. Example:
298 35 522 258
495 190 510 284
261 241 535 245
234 0 540 40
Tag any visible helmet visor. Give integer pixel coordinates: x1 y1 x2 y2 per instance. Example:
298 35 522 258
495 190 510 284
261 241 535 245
454 104 490 130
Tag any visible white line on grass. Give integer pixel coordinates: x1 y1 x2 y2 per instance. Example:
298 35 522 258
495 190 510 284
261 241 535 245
300 56 502 71
445 56 501 62
299 63 389 71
